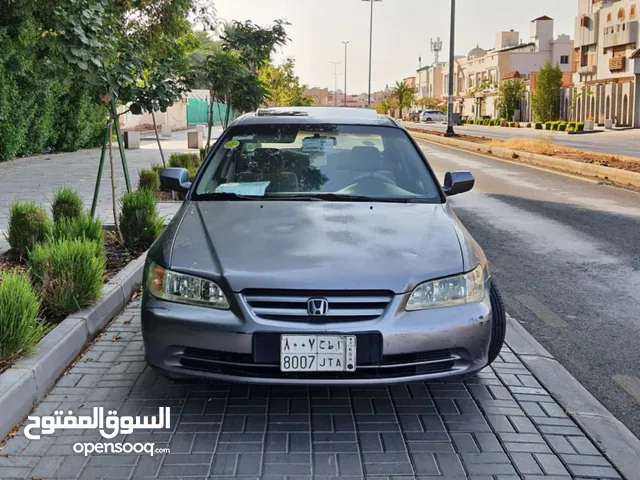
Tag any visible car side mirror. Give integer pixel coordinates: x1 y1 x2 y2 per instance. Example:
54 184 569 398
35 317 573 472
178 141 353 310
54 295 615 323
444 171 474 196
160 168 191 193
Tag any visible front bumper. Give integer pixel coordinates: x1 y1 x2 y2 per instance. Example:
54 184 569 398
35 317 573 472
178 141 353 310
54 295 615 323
141 289 493 386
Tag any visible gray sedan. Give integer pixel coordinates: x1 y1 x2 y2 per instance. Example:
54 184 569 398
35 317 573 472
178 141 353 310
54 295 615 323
141 107 505 385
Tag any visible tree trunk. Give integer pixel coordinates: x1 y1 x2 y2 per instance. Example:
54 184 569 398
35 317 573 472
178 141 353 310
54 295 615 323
207 89 215 149
224 97 231 129
107 121 122 243
151 112 166 167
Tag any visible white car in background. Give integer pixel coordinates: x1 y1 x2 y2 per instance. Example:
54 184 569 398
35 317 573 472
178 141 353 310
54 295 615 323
420 110 446 123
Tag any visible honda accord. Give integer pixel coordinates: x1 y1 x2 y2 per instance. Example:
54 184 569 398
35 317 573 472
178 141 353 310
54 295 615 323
141 107 506 385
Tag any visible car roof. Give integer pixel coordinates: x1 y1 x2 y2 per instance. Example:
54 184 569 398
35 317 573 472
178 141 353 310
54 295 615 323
230 107 400 128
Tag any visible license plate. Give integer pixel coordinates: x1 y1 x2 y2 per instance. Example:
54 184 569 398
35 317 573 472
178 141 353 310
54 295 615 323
280 335 356 372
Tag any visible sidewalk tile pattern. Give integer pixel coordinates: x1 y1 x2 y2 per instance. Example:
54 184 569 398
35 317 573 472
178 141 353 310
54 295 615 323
0 301 622 479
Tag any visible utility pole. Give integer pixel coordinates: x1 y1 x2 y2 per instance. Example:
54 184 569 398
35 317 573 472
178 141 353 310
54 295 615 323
342 41 350 107
445 0 456 136
330 61 342 107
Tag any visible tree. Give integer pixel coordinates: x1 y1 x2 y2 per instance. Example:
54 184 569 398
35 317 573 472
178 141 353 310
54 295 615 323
49 0 209 232
220 19 290 73
496 79 526 121
418 97 445 111
392 80 414 118
531 61 563 123
259 59 312 107
376 100 391 115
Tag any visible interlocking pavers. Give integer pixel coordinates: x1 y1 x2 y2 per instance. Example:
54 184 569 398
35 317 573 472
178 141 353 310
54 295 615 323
0 303 627 480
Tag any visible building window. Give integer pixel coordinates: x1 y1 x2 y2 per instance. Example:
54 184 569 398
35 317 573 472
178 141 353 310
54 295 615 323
631 5 637 19
560 55 569 64
607 12 612 22
618 8 625 21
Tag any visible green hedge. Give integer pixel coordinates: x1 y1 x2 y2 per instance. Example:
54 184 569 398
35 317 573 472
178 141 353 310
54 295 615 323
0 23 107 162
534 123 543 130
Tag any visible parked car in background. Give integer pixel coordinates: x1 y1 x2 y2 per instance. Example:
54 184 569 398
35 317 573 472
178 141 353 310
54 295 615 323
420 110 446 123
408 110 422 122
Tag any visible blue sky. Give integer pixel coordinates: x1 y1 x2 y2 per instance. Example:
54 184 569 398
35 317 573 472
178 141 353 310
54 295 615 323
213 0 578 94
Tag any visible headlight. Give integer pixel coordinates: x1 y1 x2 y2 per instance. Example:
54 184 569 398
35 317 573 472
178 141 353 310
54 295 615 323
406 265 485 311
147 262 229 309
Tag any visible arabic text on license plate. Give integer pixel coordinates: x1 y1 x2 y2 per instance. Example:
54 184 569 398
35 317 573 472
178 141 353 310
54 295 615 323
280 335 356 372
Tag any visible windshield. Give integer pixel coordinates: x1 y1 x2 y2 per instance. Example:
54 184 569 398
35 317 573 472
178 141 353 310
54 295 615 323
193 124 442 202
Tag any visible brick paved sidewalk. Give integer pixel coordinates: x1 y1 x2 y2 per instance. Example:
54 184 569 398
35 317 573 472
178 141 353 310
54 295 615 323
0 300 623 480
0 128 220 231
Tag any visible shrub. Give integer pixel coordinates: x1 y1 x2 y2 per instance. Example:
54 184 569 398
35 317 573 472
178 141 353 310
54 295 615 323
28 239 106 317
7 202 52 258
169 153 200 170
544 121 553 130
51 188 84 222
526 123 531 128
514 122 520 128
0 271 49 364
468 119 474 124
550 122 558 131
138 169 160 193
200 147 211 162
568 121 577 130
119 189 164 253
534 123 543 130
52 215 104 244
459 120 466 125
558 123 567 132
567 126 575 133
576 122 585 132
501 120 508 127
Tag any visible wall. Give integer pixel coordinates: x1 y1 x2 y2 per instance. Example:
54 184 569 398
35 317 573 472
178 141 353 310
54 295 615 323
119 99 188 132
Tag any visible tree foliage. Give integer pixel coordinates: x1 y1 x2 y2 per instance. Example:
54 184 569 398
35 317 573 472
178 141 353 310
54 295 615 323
392 81 414 118
531 62 563 123
496 79 526 121
220 19 290 73
259 59 312 107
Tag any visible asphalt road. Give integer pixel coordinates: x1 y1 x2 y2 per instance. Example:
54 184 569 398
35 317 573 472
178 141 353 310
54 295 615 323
408 122 640 159
416 138 640 439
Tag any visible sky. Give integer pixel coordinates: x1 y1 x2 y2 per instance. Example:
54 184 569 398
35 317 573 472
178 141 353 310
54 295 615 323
213 0 578 95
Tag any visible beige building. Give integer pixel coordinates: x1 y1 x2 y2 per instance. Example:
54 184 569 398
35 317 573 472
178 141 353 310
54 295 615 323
573 0 640 127
415 16 574 121
458 17 574 119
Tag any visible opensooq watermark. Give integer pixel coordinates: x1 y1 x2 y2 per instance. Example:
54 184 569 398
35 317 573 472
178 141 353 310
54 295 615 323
24 407 172 456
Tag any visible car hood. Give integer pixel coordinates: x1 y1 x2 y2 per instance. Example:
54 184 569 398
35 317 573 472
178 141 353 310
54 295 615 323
169 201 464 294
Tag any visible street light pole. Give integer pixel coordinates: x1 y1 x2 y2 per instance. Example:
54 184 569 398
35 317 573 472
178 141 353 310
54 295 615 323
445 0 456 136
362 0 382 108
330 61 342 107
342 41 350 107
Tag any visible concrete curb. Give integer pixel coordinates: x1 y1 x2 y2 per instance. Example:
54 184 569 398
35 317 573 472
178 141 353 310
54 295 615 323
0 253 146 440
409 130 640 188
506 314 640 480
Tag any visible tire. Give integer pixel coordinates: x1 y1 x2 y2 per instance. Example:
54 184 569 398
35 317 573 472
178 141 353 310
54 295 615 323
426 117 432 122
487 282 507 366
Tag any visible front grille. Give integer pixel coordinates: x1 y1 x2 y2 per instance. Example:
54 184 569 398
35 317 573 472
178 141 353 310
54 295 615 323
242 289 394 322
177 343 461 380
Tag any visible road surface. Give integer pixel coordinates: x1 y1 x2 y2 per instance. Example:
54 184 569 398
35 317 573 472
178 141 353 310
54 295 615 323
417 137 640 439
407 122 640 159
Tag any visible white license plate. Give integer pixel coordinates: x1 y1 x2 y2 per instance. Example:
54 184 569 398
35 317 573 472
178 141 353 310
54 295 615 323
280 335 357 372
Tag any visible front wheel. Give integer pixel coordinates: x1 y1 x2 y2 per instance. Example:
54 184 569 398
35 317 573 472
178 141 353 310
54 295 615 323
486 282 507 366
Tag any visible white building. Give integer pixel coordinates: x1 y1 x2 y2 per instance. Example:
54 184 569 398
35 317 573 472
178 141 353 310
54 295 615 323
572 0 640 127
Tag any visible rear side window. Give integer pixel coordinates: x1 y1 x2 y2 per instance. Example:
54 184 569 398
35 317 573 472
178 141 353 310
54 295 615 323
194 124 442 202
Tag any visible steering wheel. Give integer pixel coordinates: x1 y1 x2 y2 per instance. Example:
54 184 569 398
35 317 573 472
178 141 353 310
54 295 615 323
351 174 395 186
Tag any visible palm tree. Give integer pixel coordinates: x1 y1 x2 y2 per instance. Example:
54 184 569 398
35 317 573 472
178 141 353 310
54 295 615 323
392 80 414 118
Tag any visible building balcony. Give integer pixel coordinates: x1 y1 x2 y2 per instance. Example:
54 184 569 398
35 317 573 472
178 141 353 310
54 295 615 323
574 14 599 46
603 21 638 48
578 65 597 75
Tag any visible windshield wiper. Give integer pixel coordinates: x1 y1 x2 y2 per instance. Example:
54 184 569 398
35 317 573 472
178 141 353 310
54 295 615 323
194 192 261 201
303 193 430 203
